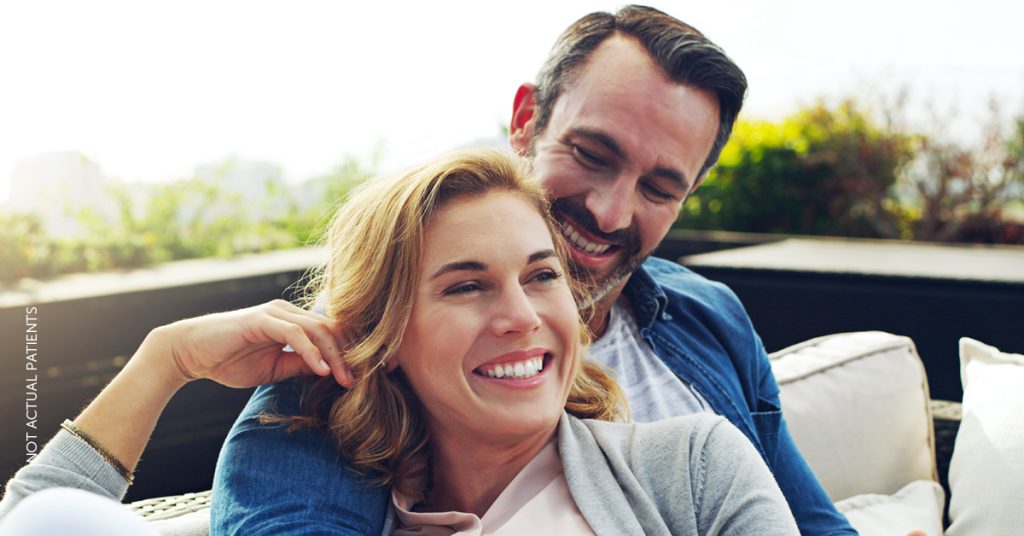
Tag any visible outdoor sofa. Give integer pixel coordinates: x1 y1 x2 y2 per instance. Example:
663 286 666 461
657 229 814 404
130 331 1023 536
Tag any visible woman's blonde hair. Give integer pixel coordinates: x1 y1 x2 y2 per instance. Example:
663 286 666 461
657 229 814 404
272 148 627 500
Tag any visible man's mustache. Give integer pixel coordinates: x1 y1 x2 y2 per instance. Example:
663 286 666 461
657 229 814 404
550 198 640 252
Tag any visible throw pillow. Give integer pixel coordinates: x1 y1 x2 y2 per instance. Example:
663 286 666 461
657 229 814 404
770 331 936 501
945 337 1024 536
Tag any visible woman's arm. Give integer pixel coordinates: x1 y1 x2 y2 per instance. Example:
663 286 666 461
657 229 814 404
0 300 347 516
71 299 346 473
695 418 800 536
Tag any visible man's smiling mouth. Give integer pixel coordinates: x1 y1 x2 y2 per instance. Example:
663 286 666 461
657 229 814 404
556 218 616 256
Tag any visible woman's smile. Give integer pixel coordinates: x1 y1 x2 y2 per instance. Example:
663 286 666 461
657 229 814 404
473 348 554 387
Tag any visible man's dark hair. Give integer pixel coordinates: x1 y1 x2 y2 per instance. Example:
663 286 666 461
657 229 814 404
533 5 747 180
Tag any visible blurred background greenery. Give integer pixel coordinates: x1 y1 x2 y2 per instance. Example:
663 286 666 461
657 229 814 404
2 96 1022 285
681 97 1024 243
0 157 374 284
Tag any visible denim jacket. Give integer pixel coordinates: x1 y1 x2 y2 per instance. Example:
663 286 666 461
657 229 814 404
211 257 855 535
626 257 855 535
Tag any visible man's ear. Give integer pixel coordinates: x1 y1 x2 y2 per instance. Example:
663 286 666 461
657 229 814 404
509 83 538 155
690 174 706 193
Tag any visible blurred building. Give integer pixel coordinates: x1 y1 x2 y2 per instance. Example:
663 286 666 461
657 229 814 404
3 151 113 237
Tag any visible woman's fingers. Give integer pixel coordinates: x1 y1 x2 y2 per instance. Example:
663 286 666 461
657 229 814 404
257 316 332 377
264 301 355 387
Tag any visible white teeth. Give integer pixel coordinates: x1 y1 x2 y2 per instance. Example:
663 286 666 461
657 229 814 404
558 220 611 255
480 357 545 379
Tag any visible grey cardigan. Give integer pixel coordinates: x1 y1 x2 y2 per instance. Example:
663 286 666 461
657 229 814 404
382 412 799 535
557 412 798 535
2 414 798 535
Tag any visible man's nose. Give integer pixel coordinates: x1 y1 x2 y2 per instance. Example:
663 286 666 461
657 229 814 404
585 176 635 233
490 286 542 336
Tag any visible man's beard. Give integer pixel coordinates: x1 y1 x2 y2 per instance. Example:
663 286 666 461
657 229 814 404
550 198 649 308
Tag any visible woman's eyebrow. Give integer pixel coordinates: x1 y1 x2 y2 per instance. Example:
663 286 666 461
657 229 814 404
527 249 557 264
428 249 556 280
429 260 486 280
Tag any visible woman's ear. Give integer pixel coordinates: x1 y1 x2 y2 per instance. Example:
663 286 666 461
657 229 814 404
385 347 400 373
509 84 538 155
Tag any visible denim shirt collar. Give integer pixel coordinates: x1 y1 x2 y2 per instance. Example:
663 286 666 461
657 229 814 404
621 263 669 331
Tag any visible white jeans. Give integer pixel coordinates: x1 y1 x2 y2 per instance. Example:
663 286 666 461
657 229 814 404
0 488 158 536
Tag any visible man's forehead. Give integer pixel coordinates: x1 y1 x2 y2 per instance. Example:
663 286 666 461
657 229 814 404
572 35 671 90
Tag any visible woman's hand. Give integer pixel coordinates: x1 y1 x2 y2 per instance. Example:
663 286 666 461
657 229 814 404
58 299 355 478
152 299 355 389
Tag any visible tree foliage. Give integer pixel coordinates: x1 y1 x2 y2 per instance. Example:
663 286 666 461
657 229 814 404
679 98 1023 244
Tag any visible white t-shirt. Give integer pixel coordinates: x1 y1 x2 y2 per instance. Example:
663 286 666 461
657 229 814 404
589 297 713 423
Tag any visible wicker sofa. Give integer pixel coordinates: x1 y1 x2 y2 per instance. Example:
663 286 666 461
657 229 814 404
130 331 963 535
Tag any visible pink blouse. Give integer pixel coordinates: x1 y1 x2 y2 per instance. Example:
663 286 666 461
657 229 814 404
391 441 596 535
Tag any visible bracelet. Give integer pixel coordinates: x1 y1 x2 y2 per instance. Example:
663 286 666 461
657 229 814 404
61 419 135 485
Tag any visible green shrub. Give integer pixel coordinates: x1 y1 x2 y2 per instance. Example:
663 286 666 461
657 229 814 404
679 99 915 238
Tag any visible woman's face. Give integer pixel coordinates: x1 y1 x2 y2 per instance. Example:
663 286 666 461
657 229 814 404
396 191 581 444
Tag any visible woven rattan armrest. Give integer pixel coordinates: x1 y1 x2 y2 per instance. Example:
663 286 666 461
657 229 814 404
128 489 212 521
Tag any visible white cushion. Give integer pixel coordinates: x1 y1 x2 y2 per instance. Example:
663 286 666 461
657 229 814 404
945 338 1024 536
770 331 936 501
836 480 945 536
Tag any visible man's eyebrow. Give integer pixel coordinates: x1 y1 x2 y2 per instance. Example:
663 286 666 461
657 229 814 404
570 127 625 160
428 249 557 280
571 127 690 190
650 166 690 192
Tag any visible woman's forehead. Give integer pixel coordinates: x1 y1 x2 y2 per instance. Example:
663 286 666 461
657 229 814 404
422 192 555 267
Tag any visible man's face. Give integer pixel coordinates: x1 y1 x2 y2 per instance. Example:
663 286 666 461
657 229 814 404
511 35 720 306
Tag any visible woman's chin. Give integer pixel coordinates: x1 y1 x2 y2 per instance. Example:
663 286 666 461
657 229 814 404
471 402 563 441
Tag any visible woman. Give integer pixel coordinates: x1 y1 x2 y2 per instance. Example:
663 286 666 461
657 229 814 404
0 148 797 535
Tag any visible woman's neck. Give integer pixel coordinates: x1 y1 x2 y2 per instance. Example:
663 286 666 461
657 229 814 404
418 421 558 517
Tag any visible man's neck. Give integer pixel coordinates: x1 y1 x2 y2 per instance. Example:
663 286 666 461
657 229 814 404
585 282 628 339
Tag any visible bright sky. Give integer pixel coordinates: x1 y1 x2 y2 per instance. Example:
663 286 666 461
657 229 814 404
1 0 1021 203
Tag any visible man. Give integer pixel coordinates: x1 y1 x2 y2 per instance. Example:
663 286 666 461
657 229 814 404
212 6 856 534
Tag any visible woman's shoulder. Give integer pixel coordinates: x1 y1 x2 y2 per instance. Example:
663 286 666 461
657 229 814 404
560 414 798 536
571 413 730 442
563 413 746 467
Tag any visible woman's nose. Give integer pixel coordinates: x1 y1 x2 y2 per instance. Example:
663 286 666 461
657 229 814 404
490 286 542 336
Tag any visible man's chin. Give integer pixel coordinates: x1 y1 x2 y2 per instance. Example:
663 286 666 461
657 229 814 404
568 253 648 308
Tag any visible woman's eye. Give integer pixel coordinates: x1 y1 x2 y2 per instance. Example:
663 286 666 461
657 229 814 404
532 270 563 285
443 282 483 296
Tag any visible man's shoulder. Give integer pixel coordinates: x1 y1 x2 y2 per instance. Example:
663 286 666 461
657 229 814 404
640 256 743 309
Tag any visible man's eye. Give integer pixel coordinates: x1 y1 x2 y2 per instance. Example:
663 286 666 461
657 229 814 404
443 282 483 296
641 183 675 202
573 145 605 168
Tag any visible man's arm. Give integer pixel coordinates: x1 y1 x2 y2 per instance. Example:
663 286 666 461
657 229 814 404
755 352 858 536
211 380 389 535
